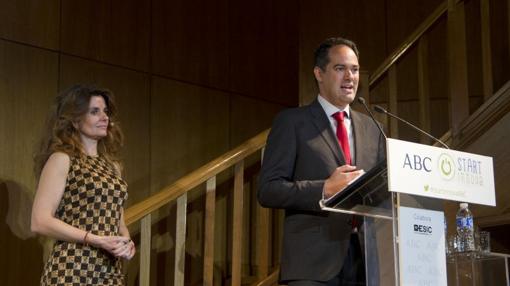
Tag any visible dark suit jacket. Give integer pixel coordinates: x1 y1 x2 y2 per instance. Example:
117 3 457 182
258 99 385 282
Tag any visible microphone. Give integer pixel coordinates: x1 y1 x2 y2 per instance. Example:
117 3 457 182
357 97 387 140
373 105 450 149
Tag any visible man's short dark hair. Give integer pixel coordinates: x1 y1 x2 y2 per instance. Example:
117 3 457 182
314 37 359 71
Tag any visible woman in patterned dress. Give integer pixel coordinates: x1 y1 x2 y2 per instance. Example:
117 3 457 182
31 85 135 285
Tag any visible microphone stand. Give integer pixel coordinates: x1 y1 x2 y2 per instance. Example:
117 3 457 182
373 105 450 149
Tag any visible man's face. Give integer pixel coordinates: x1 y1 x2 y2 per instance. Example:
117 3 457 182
314 45 359 108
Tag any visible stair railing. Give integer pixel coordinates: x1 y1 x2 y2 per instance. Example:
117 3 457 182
125 129 270 286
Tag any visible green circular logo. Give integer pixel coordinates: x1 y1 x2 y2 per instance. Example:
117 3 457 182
438 153 455 180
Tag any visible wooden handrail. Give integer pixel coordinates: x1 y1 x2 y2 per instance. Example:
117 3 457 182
125 128 270 226
369 1 447 86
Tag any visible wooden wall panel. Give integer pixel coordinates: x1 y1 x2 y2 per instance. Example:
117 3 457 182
0 39 59 285
0 0 60 49
427 18 449 101
386 0 444 53
271 1 299 107
230 0 298 107
60 0 151 71
152 0 229 89
59 55 152 206
489 0 510 92
230 95 284 173
430 98 450 139
388 66 399 137
369 76 389 104
298 0 386 105
230 95 284 146
0 40 59 194
426 16 451 139
396 45 419 101
448 0 470 132
464 0 484 103
150 77 230 193
397 100 420 142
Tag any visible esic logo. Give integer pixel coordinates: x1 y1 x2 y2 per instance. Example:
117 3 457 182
438 153 455 180
414 224 432 235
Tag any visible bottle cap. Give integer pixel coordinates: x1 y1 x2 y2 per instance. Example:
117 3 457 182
460 202 468 209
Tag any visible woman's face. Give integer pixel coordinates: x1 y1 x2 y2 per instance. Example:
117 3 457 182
77 95 110 140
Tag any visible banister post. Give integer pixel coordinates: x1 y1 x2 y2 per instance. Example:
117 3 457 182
255 191 270 280
203 176 217 286
140 213 152 286
232 160 244 286
174 193 187 286
256 148 270 279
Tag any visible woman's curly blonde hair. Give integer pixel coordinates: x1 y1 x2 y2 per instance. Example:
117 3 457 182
34 84 124 179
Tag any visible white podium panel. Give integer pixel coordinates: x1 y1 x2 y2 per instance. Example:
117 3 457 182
387 139 495 206
398 206 447 286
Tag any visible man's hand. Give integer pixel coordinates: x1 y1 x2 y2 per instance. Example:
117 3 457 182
323 165 364 198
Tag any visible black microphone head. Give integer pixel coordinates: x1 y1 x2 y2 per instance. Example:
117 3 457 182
357 97 366 104
373 105 387 114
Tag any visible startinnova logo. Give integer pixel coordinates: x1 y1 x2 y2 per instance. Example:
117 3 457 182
438 153 455 180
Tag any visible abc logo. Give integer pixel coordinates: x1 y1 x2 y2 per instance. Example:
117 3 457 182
414 224 432 234
402 154 432 172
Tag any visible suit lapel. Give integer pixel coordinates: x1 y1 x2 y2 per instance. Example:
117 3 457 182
351 109 367 168
309 100 344 165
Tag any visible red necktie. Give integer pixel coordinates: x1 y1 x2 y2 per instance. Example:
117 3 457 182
333 112 359 231
332 111 351 165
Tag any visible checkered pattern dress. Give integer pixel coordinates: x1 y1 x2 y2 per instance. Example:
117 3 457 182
40 155 128 285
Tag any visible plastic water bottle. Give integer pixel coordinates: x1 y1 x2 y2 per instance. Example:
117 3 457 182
456 203 475 252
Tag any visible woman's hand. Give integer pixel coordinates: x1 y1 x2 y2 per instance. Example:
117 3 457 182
117 208 135 260
88 234 131 257
118 239 136 260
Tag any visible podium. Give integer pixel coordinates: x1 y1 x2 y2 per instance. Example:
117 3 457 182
320 138 497 286
320 159 400 286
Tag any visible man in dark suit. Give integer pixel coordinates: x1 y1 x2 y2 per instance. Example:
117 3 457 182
258 37 385 285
